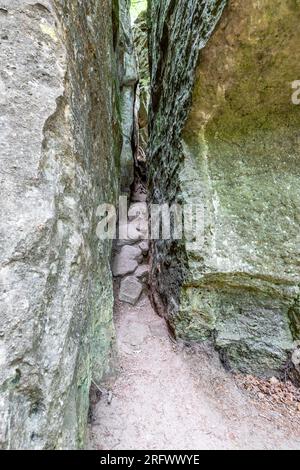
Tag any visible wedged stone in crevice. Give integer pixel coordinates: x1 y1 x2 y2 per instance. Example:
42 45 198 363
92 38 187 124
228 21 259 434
139 241 149 256
0 0 132 450
117 221 144 246
119 276 143 305
135 264 149 282
132 186 147 203
112 245 142 277
113 180 149 305
128 202 148 221
132 6 149 183
147 0 300 381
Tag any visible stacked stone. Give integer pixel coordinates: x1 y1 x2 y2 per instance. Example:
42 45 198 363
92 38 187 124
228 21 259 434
112 194 149 305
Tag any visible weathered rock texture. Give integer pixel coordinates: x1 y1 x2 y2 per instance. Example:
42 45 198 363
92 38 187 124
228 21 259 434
0 0 129 449
133 9 149 165
119 0 138 193
119 276 143 305
148 0 300 380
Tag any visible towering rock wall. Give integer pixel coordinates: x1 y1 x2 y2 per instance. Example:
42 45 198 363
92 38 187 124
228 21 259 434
119 0 138 193
148 0 300 380
133 9 150 170
0 0 127 449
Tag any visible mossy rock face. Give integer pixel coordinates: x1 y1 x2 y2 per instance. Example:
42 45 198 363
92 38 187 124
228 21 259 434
149 0 300 379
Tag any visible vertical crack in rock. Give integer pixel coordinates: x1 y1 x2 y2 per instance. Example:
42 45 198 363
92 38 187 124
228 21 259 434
1 0 300 451
119 0 138 194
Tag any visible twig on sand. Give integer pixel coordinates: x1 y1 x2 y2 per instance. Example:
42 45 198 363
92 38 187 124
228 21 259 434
91 379 113 405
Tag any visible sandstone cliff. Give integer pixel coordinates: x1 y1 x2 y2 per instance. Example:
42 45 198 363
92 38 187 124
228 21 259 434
0 0 133 449
148 0 300 381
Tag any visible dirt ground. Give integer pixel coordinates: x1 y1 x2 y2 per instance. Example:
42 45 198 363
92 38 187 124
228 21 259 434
88 289 300 450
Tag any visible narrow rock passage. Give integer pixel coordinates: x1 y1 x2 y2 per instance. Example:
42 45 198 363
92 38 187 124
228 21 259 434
88 187 300 450
89 293 300 450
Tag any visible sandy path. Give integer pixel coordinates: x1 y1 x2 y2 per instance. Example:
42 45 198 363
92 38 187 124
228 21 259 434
88 290 300 450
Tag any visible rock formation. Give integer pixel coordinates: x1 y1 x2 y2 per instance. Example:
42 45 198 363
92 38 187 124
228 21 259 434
113 195 149 306
148 0 300 381
133 8 150 172
119 0 138 193
0 0 134 449
1 0 300 451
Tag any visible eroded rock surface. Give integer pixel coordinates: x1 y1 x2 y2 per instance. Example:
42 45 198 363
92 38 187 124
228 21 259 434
119 276 143 305
113 245 142 277
0 0 130 449
119 0 138 193
135 264 149 282
113 187 149 304
148 0 300 380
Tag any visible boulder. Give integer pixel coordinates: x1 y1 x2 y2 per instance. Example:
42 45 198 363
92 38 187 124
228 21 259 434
135 264 149 282
0 0 129 449
128 202 148 222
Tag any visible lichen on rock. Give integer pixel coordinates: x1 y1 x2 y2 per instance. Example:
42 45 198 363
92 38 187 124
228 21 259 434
148 0 300 381
119 0 138 193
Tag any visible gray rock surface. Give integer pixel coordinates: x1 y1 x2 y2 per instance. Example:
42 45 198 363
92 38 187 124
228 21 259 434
128 202 148 221
132 189 147 203
119 0 138 193
119 276 143 305
139 241 149 255
128 209 149 240
0 0 129 450
117 222 142 246
135 264 149 282
127 222 144 242
112 245 142 277
148 0 300 380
